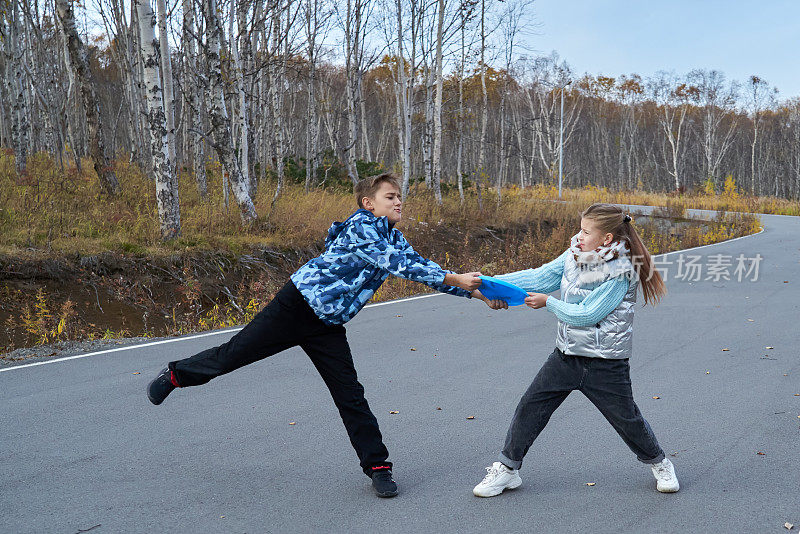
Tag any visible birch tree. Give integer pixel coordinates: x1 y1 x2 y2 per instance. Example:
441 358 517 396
181 0 207 196
155 0 176 163
746 75 776 194
386 0 417 198
650 72 696 191
56 0 121 195
688 69 738 187
340 0 370 186
201 0 257 222
304 0 328 192
6 0 29 174
430 0 445 204
135 0 181 238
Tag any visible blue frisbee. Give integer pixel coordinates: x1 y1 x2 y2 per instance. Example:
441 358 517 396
478 276 528 306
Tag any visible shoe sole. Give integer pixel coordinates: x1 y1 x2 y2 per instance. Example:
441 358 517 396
375 490 398 498
657 484 680 493
473 477 522 497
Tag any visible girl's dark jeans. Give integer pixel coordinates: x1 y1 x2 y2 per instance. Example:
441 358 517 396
169 281 390 476
500 348 665 469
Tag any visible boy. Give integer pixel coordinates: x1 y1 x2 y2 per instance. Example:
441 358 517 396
147 173 482 498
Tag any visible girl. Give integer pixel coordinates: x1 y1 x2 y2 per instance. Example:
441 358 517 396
471 203 679 497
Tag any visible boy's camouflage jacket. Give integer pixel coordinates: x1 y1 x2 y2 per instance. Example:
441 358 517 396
291 209 470 325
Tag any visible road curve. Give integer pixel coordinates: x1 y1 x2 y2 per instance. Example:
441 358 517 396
1 209 798 534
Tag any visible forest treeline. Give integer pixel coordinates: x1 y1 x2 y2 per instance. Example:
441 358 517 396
2 0 799 240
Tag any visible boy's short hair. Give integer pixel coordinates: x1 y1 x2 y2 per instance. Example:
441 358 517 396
354 173 401 209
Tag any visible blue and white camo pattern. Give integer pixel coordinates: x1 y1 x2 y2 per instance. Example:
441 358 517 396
291 209 470 325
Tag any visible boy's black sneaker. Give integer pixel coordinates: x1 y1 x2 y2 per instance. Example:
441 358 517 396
147 367 176 405
370 467 398 498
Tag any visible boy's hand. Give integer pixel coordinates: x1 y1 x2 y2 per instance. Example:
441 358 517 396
487 299 509 310
472 289 508 310
525 292 548 309
445 271 483 291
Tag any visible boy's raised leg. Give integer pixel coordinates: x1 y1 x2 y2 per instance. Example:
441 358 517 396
147 282 303 404
169 282 304 387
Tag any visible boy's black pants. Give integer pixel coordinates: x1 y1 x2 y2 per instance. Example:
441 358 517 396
169 281 390 476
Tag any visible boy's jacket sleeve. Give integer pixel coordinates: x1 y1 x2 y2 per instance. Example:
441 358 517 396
350 220 470 297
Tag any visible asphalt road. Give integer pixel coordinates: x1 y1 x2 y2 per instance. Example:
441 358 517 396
2 208 798 534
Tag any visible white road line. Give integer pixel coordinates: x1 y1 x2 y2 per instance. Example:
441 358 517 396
0 294 445 373
0 328 242 373
656 226 765 257
0 211 779 374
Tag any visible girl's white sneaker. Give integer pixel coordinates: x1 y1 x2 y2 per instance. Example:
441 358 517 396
473 462 523 497
650 458 680 493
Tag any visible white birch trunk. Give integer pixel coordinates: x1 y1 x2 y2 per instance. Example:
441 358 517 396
431 0 444 204
182 0 207 196
476 0 487 209
394 0 413 198
343 0 361 185
269 1 286 207
155 0 176 163
201 0 257 222
305 0 319 192
232 0 250 195
56 0 121 195
135 0 181 239
8 1 29 174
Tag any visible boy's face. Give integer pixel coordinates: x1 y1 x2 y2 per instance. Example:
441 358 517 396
363 182 402 224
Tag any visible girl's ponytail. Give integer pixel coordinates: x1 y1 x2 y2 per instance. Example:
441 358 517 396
581 204 667 306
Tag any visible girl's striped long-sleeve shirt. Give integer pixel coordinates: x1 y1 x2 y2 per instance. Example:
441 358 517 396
495 250 630 327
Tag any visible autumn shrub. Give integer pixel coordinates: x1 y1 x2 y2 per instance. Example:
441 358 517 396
0 152 787 257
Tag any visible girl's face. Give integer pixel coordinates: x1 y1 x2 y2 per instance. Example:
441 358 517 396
578 217 614 251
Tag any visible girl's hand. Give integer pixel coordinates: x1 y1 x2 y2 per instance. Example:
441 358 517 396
525 292 548 309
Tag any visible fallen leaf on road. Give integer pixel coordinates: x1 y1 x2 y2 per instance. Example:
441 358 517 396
220 516 225 519
706 371 710 374
766 346 774 349
794 394 799 396
785 522 794 530
586 482 596 486
652 396 660 399
756 451 766 455
466 416 475 420
395 315 403 317
132 372 140 375
722 348 730 351
784 281 789 283
410 348 417 351
747 319 755 322
289 422 296 425
436 407 442 410
389 411 399 414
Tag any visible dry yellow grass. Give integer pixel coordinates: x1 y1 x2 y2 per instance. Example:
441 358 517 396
0 152 785 255
0 152 766 351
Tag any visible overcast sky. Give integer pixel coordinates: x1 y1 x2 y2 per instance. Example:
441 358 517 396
526 0 800 99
